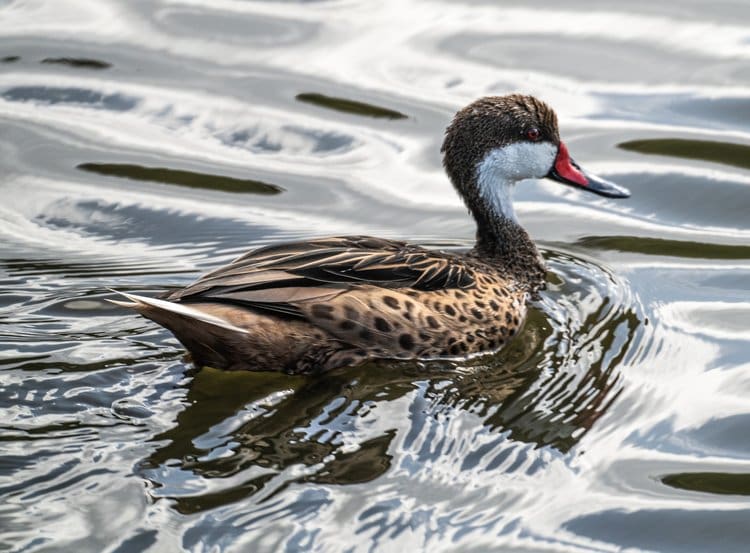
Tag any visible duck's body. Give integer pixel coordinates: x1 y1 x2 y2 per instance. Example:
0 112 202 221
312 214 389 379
120 236 535 373
114 95 629 373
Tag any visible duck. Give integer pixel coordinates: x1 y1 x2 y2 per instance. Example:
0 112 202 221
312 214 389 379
111 94 629 373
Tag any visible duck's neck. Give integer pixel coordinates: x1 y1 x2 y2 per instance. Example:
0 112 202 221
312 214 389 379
468 176 547 295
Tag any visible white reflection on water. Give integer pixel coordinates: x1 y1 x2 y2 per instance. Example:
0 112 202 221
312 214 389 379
660 301 750 341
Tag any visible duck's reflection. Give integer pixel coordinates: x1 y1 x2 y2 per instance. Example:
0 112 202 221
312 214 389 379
140 254 644 514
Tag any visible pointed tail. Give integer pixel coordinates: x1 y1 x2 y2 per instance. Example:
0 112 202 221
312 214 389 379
107 289 248 334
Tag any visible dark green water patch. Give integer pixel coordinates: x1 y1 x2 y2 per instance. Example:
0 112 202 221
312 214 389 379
619 138 750 171
77 163 284 195
578 236 750 260
41 57 112 70
296 93 407 119
662 472 750 496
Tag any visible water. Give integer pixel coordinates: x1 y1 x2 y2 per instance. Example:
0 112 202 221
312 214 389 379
1 1 750 551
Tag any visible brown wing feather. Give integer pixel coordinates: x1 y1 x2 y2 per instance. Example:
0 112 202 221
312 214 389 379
168 235 476 318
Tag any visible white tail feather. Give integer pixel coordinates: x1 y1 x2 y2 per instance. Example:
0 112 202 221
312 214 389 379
108 290 249 334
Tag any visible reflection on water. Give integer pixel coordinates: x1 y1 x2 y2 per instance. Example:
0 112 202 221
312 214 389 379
296 93 408 119
40 57 111 70
662 472 750 496
2 86 138 110
578 235 750 260
620 138 750 171
2 0 750 551
77 163 284 195
565 508 750 553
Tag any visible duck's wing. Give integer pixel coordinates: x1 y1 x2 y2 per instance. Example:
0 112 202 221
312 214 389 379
167 235 476 319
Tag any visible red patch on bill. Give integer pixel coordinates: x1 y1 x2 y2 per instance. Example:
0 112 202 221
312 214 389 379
555 142 588 186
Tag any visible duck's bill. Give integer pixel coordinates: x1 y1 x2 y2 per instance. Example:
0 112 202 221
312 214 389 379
546 141 630 198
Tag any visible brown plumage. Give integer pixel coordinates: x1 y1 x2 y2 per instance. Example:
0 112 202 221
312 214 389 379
112 94 630 373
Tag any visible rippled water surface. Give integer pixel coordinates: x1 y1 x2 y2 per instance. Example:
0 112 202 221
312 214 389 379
2 1 750 551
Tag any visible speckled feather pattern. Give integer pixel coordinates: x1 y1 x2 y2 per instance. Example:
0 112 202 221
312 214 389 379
296 268 527 369
121 94 559 373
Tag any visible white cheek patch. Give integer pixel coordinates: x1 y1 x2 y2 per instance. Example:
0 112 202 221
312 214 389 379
476 141 557 222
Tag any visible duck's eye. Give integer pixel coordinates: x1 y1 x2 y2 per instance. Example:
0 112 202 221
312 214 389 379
526 128 541 141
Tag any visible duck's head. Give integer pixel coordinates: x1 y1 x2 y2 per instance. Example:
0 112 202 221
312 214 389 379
441 94 629 225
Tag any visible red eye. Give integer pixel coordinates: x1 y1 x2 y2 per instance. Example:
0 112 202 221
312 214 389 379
526 128 541 141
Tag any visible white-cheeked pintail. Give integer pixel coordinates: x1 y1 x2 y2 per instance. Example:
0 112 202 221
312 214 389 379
112 94 630 373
